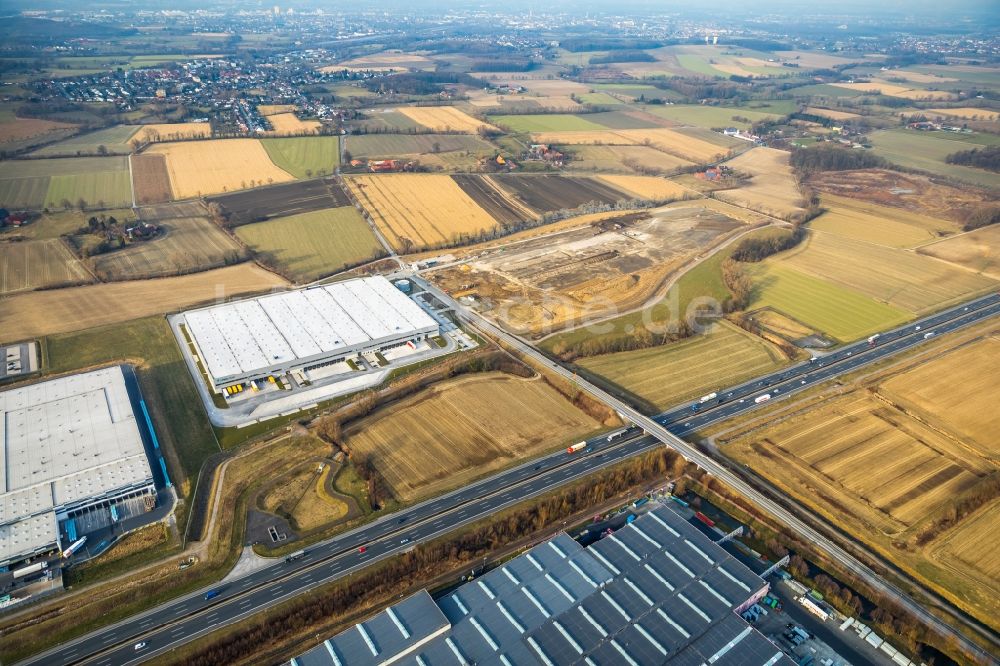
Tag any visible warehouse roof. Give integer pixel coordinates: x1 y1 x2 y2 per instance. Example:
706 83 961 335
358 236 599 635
0 366 153 563
291 506 794 666
184 276 438 384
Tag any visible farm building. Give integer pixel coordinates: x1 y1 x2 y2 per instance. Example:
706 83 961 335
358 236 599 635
182 275 439 393
289 505 792 666
0 366 156 571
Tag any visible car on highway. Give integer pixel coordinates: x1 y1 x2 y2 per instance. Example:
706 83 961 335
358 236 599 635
358 546 367 554
134 642 147 651
400 538 410 544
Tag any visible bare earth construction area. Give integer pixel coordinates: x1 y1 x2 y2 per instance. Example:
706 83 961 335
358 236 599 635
431 203 746 336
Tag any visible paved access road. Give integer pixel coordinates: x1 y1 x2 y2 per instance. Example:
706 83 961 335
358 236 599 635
21 291 1000 666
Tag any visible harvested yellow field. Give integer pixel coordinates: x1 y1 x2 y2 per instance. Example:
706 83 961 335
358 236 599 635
396 106 498 134
880 334 1000 457
150 139 294 198
326 53 435 73
132 123 211 144
257 104 297 116
812 194 951 248
890 70 957 84
831 81 955 100
804 107 861 121
345 373 603 501
931 500 1000 584
265 113 321 135
532 130 631 145
919 225 1000 280
596 175 688 200
0 264 287 340
532 128 731 163
346 174 499 251
715 147 805 219
925 107 1000 121
730 393 990 533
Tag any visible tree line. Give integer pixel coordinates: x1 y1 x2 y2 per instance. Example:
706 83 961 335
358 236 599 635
962 206 1000 232
789 144 888 175
945 144 1000 172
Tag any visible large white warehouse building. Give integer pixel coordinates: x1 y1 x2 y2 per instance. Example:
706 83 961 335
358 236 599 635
0 366 155 570
183 276 439 392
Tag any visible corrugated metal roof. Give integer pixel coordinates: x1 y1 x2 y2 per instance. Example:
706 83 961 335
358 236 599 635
184 276 438 385
291 506 795 666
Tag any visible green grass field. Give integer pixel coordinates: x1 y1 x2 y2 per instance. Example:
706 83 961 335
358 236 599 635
46 170 132 209
0 176 51 209
45 316 218 497
578 320 787 410
644 103 792 130
344 133 494 158
235 206 384 282
487 114 609 133
676 54 727 78
31 125 138 156
0 156 131 210
261 136 340 179
781 231 996 313
363 110 421 132
591 83 679 100
582 110 662 129
747 262 911 341
789 83 867 98
868 129 1000 188
578 92 624 105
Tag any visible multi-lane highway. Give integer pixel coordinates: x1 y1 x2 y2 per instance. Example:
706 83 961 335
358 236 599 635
21 290 1000 666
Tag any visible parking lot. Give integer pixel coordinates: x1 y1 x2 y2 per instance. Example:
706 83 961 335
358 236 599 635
1 341 37 380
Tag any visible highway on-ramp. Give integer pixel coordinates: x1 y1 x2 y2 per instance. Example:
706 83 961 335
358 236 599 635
20 291 1000 666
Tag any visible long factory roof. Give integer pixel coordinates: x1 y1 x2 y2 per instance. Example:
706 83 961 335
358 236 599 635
0 366 153 562
184 276 438 384
291 505 795 666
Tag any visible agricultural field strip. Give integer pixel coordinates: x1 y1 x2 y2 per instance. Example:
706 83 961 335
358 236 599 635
345 175 498 249
784 230 997 313
27 293 1000 666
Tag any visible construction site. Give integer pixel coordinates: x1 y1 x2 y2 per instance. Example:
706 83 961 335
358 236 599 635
430 204 748 336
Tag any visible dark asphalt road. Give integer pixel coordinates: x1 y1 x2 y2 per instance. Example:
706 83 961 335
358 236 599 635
22 291 1000 666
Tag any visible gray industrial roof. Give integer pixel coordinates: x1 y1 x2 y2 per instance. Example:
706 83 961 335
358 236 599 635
184 275 439 385
291 505 795 666
0 366 153 564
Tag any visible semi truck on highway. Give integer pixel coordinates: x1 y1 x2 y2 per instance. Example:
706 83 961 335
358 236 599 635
567 441 587 454
868 333 881 346
699 392 718 403
754 394 771 404
285 549 306 563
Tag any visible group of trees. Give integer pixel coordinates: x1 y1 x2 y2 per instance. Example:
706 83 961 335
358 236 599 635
962 206 1000 232
588 50 656 65
789 144 888 175
550 320 694 361
945 144 1000 172
730 226 806 262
